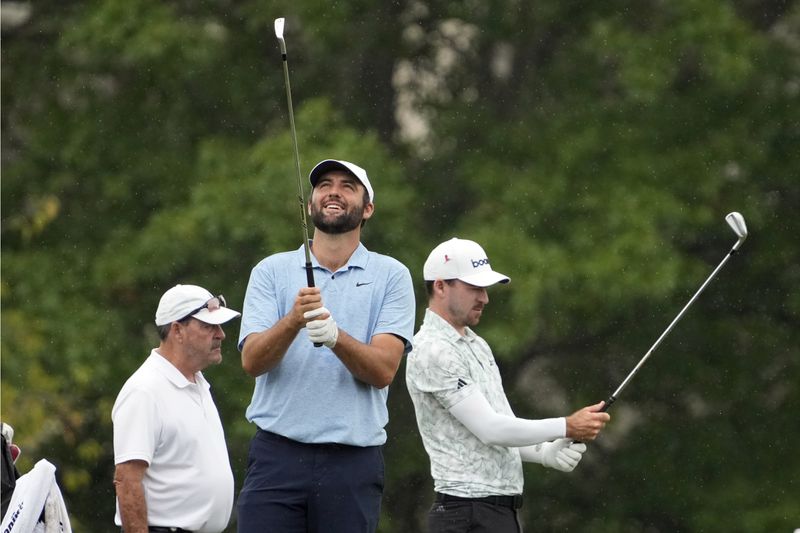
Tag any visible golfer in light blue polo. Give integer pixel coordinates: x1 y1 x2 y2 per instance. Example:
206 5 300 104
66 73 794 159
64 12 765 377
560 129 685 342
237 159 416 533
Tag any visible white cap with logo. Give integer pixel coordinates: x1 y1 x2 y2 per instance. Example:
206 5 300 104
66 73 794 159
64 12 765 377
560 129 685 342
423 238 510 287
155 284 241 326
309 159 374 203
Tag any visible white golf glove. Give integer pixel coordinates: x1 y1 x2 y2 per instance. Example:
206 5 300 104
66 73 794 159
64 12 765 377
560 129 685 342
540 438 587 472
304 307 339 348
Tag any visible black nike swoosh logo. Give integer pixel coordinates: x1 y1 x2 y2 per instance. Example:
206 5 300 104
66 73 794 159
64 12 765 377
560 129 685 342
356 282 373 287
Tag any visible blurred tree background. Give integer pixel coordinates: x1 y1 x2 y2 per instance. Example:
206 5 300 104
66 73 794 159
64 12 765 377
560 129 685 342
2 0 798 531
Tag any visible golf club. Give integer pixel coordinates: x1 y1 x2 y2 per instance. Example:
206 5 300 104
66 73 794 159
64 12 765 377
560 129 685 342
599 211 748 412
274 17 321 346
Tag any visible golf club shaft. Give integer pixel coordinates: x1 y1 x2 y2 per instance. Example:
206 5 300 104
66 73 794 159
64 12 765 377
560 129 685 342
276 19 321 347
278 30 315 289
602 245 740 412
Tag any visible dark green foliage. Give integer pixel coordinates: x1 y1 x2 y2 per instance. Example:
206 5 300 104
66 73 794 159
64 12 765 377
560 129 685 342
2 1 798 531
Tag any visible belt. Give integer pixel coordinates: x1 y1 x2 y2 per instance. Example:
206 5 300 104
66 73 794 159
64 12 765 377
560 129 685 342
149 528 192 533
256 429 376 451
435 492 523 510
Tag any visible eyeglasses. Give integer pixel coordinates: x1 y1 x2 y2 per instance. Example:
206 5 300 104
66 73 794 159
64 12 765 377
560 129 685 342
178 295 227 322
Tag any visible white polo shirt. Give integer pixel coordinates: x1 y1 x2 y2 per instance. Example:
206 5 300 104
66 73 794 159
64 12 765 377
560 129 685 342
113 350 233 533
407 309 523 497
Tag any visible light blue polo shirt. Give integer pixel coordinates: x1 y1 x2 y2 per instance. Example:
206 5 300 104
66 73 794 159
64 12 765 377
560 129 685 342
239 243 416 446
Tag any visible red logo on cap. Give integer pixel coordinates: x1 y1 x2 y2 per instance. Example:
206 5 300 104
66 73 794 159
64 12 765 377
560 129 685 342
444 255 451 263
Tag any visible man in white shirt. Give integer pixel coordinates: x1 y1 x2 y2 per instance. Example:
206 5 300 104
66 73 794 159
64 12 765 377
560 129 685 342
406 238 611 533
112 284 241 533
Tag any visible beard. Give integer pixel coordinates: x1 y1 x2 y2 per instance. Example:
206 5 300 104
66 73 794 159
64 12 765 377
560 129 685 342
310 201 365 234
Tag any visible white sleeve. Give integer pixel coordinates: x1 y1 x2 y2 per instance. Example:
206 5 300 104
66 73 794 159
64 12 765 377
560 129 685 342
448 390 566 447
112 387 159 465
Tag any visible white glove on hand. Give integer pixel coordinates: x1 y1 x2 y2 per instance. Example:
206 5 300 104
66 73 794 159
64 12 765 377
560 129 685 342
540 438 587 472
304 307 339 348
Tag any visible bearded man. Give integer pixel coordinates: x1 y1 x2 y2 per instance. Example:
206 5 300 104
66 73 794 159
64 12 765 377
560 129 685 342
236 159 416 533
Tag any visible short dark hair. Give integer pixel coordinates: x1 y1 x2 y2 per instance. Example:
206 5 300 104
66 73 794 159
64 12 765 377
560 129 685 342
425 279 455 297
424 280 434 297
360 188 370 228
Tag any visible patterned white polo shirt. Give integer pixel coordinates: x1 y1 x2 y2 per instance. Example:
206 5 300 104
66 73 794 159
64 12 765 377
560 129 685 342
406 308 523 497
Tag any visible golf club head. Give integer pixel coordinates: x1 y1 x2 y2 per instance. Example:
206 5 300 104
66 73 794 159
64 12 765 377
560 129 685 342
725 211 748 250
274 18 287 54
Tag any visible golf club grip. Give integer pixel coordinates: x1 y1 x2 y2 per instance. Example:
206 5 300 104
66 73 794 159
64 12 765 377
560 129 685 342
305 263 315 289
304 263 323 347
601 395 616 413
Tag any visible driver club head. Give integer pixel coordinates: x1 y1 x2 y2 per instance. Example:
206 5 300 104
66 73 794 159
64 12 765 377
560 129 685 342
725 211 748 250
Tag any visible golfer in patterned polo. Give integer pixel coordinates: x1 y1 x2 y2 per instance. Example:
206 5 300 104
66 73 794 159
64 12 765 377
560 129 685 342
406 238 610 532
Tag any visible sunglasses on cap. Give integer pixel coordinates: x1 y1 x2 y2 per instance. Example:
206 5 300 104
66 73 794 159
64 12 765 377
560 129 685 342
178 295 227 322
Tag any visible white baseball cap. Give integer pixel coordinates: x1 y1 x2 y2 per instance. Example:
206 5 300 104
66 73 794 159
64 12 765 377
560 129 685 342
155 284 241 326
424 238 510 287
309 159 374 203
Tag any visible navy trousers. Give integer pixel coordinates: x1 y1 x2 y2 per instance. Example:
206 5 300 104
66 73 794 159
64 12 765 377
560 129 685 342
237 430 384 533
